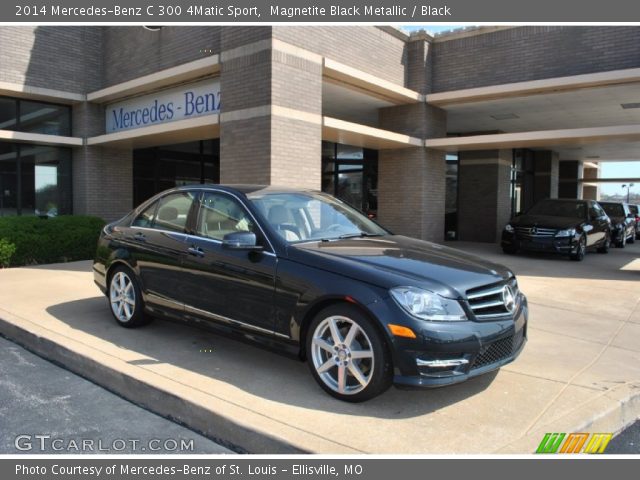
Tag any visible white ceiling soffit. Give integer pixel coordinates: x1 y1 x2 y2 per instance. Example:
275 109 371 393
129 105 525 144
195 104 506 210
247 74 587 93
445 83 640 134
322 116 422 150
322 80 396 126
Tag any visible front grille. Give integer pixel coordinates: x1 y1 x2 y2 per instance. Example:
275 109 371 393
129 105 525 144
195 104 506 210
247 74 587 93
466 277 519 320
515 226 557 238
471 328 524 370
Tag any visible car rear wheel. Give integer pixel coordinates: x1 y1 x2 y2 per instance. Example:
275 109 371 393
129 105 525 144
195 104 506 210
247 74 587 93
306 305 392 402
628 231 635 244
570 235 586 261
616 233 626 248
108 267 151 328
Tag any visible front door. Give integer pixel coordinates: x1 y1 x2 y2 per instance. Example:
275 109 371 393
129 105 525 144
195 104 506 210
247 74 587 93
181 190 277 334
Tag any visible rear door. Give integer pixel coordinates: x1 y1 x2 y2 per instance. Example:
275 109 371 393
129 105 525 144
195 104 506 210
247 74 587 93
126 191 197 314
587 202 608 246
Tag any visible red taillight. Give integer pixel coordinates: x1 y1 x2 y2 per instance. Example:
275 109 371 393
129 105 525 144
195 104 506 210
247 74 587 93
635 216 640 222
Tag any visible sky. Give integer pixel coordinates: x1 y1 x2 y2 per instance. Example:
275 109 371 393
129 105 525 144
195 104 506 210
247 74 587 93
401 25 467 35
599 162 640 197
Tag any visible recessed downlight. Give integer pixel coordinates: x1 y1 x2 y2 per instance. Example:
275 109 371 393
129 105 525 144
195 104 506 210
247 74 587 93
621 103 640 109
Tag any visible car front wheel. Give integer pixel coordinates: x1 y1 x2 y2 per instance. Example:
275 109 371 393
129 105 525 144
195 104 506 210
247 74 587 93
597 232 610 254
108 266 151 328
570 235 586 261
306 305 392 402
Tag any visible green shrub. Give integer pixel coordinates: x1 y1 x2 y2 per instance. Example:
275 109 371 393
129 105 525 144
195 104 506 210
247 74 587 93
0 238 16 268
0 215 105 267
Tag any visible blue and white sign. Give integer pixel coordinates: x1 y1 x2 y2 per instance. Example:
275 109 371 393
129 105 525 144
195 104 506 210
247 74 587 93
105 78 221 133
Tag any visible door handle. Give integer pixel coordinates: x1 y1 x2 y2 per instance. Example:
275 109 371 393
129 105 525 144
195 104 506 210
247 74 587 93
133 232 146 242
187 246 205 257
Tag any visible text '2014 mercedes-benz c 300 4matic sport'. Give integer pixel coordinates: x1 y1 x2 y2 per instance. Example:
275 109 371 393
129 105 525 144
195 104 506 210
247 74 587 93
94 186 527 402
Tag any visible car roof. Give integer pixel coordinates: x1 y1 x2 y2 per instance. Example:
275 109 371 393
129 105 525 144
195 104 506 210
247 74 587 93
173 184 318 196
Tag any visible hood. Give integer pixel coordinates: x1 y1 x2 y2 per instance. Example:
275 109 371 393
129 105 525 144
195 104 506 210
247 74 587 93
288 235 512 299
510 214 584 230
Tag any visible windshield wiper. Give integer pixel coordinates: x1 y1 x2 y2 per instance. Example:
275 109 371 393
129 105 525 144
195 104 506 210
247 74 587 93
337 232 384 239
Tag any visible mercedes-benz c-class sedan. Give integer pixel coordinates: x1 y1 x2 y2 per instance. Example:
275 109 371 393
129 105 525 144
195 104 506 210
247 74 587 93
94 185 527 402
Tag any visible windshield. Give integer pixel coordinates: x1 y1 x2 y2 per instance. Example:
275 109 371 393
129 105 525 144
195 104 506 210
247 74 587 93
527 200 586 219
248 191 388 243
600 203 625 218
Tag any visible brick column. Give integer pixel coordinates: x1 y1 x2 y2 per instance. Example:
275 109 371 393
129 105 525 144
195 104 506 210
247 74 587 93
457 150 512 243
376 34 447 243
533 150 559 203
582 164 600 200
72 102 133 221
558 160 583 199
220 27 321 189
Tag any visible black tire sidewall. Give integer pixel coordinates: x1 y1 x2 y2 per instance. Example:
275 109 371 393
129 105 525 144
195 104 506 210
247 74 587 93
305 304 392 402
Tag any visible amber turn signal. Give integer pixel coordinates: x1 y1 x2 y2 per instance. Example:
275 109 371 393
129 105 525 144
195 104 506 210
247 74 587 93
387 324 417 339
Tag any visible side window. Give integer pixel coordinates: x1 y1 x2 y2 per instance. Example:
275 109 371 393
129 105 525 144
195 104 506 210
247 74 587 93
196 192 256 241
154 192 195 233
594 204 606 218
132 201 158 228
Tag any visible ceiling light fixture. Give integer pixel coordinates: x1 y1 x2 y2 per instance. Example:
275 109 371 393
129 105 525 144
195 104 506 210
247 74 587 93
621 103 640 109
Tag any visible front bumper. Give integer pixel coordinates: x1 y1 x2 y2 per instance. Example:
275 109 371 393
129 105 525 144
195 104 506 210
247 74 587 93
501 231 578 255
368 294 528 388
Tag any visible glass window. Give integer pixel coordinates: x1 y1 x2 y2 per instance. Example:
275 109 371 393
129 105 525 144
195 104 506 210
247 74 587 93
0 97 17 131
249 191 387 243
0 142 18 217
132 201 158 228
600 203 625 218
196 192 255 241
19 100 71 136
154 192 195 232
0 142 71 216
528 200 587 219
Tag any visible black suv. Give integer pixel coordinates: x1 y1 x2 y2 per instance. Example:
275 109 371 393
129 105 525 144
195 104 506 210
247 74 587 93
501 198 611 261
599 202 636 248
629 204 640 240
94 185 527 402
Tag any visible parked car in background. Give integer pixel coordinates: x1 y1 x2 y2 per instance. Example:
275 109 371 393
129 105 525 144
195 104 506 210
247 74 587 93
598 202 636 248
94 185 527 402
628 204 640 240
501 198 611 261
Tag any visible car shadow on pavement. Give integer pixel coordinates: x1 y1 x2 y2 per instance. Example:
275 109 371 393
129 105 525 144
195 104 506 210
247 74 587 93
46 296 498 419
23 260 92 273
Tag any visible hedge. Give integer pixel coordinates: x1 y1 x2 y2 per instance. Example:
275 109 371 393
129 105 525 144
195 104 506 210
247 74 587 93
0 215 106 267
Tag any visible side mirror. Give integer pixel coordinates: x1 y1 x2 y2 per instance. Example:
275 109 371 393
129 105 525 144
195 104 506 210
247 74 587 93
222 231 262 251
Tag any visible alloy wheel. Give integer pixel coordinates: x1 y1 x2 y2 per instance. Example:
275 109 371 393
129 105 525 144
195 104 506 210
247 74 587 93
110 271 136 323
310 316 375 396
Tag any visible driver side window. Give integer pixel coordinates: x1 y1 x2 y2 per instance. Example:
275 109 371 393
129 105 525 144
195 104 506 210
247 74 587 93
196 192 256 241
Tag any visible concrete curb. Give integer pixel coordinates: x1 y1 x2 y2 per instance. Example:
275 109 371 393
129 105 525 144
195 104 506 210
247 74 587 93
0 314 309 454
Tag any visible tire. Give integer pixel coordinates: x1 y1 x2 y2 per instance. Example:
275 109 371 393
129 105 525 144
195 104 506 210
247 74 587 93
108 266 151 328
628 232 635 244
597 232 610 254
616 233 626 248
570 235 586 261
306 305 392 402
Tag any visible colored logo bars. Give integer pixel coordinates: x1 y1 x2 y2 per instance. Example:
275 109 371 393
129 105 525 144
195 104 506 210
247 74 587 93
536 433 613 454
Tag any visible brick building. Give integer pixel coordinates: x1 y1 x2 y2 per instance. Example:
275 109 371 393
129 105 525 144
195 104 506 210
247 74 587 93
1 26 639 241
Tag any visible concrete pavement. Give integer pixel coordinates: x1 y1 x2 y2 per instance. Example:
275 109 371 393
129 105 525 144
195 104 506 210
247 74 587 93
0 336 232 454
0 242 638 453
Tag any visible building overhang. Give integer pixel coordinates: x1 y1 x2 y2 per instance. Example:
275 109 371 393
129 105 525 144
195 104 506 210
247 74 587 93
0 129 82 147
425 124 640 152
87 56 220 104
86 115 219 149
322 116 422 149
427 67 640 106
323 58 423 104
0 81 84 104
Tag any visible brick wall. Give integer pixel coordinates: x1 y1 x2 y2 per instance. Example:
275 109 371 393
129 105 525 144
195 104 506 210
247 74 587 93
433 26 640 92
273 26 407 87
457 150 512 243
0 26 101 92
102 26 221 87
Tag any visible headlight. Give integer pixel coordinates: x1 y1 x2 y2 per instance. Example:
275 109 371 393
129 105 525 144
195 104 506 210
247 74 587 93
555 228 576 237
504 224 514 233
390 287 467 322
